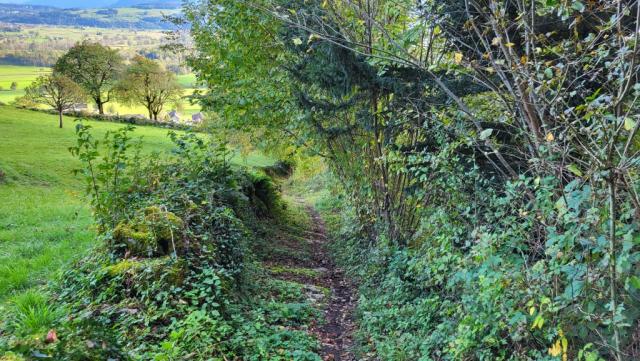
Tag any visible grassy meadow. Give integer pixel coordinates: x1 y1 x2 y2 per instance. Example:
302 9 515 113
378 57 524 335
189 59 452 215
0 65 50 104
0 64 202 118
0 105 270 302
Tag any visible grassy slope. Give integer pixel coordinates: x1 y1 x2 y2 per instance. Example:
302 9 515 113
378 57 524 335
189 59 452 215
0 105 270 301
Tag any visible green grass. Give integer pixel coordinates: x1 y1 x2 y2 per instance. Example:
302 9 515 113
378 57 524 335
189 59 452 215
0 65 50 104
0 105 270 301
0 65 203 117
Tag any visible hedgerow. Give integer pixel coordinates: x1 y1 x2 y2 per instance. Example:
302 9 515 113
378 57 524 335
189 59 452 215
0 125 320 360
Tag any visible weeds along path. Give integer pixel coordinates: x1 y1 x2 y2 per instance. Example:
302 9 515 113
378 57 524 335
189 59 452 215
264 204 356 360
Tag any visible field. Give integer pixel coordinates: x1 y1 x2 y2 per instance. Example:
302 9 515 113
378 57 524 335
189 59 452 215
0 105 271 302
0 65 50 104
0 64 202 119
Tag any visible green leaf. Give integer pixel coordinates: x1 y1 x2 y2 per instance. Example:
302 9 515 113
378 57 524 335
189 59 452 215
629 276 640 289
479 128 493 140
567 164 583 177
544 68 554 79
572 1 585 12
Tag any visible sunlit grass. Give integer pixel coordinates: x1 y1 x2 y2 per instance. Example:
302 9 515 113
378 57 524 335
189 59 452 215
0 105 271 301
0 65 202 118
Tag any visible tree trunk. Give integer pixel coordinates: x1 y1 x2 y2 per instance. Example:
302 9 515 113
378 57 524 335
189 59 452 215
148 109 153 120
96 96 104 115
58 111 63 128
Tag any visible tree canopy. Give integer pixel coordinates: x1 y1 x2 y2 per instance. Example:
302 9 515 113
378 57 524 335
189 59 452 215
22 74 85 128
54 41 123 115
114 55 183 121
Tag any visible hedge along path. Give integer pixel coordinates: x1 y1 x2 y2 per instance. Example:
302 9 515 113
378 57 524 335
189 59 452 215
264 204 357 361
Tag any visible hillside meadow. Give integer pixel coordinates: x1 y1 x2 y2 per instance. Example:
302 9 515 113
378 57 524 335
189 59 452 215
0 105 271 302
0 65 202 118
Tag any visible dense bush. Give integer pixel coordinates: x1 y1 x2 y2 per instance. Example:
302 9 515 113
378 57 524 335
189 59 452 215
326 144 640 360
0 125 320 360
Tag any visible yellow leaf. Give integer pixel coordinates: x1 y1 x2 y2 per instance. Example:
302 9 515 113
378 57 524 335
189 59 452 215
520 55 528 64
491 37 502 46
548 340 562 357
454 52 463 64
546 132 555 141
505 42 515 48
529 307 536 316
624 117 636 131
292 38 303 46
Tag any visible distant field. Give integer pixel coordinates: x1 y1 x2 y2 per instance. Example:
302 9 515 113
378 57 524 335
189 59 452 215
0 105 271 301
0 65 50 104
0 65 201 119
0 24 189 70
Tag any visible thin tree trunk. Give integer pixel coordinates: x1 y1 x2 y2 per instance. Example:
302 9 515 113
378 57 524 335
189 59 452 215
96 97 104 115
58 111 63 128
608 176 622 361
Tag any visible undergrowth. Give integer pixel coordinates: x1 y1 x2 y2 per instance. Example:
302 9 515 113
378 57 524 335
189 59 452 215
0 125 322 360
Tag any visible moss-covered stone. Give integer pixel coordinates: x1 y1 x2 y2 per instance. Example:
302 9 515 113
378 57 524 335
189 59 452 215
104 257 186 288
143 206 184 255
110 206 184 256
112 222 156 256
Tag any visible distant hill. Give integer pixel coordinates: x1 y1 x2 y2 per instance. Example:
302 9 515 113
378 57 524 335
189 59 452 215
0 1 180 9
0 3 180 29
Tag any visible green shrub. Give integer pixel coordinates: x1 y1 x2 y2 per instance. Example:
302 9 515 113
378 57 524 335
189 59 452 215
0 125 320 360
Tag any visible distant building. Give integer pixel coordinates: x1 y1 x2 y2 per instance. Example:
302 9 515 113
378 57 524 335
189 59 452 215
70 103 88 112
191 112 205 123
168 110 180 123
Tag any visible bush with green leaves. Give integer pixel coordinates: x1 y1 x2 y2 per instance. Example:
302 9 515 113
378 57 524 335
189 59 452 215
0 124 320 360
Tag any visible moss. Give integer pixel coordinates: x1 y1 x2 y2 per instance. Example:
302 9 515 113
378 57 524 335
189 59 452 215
112 222 156 256
268 265 322 278
104 257 185 287
105 259 141 276
0 352 27 361
110 207 184 257
143 206 184 255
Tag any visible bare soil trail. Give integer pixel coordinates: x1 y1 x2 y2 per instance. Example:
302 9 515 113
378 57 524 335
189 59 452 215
264 204 357 361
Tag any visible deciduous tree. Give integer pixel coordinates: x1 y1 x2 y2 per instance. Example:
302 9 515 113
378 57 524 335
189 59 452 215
54 41 123 115
114 56 183 121
23 74 85 128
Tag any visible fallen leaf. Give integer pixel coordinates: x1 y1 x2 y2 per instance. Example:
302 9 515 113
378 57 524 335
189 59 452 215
45 329 58 344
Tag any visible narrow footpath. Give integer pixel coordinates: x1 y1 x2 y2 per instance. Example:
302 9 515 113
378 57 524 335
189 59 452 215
264 205 357 360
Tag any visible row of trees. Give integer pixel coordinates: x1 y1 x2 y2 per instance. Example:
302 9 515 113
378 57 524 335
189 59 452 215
182 0 640 359
22 41 183 127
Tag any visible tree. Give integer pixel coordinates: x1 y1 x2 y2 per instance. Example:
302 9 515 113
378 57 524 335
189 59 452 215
23 74 85 128
54 41 123 115
10 82 17 91
114 56 183 121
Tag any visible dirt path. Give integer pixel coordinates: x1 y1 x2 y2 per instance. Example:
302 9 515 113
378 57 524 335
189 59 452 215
306 208 356 361
264 205 357 360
